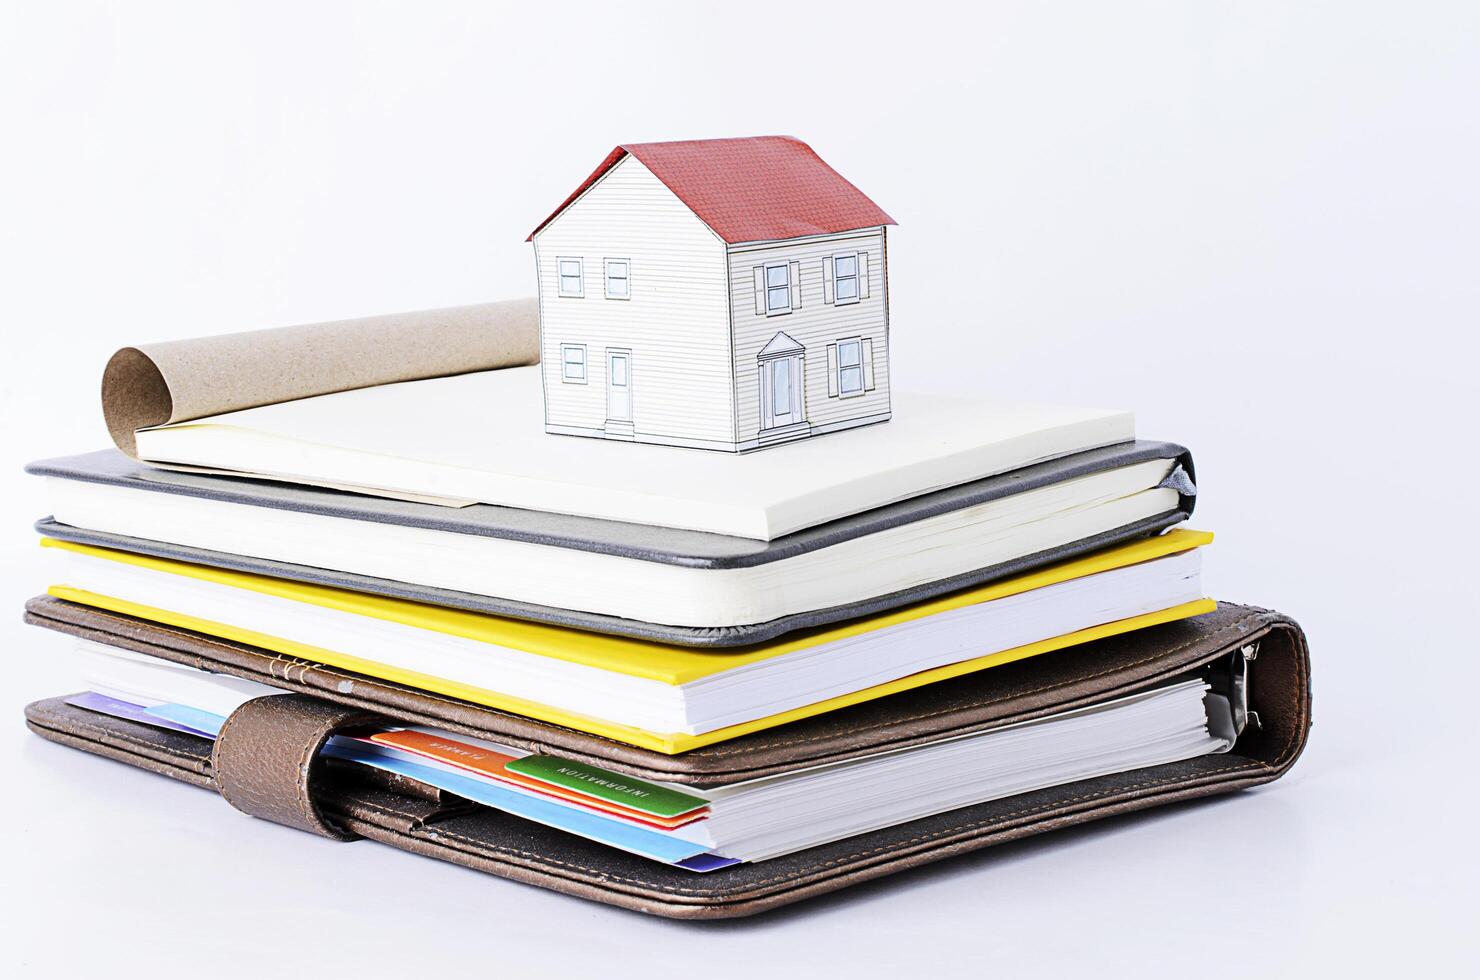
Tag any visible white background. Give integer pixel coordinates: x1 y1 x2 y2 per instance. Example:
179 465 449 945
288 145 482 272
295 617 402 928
2 1 1477 975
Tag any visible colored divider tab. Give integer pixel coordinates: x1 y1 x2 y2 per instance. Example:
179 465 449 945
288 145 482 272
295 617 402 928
363 730 707 828
66 692 218 739
146 703 229 738
323 742 714 865
505 755 709 819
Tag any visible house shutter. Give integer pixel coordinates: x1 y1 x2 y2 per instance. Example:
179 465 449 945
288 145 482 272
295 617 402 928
789 260 802 309
822 256 835 304
753 266 766 315
758 364 771 429
859 253 870 299
826 343 839 396
862 338 876 390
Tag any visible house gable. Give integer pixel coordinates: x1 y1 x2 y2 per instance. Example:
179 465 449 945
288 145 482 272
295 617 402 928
758 330 805 357
532 155 735 449
529 137 895 245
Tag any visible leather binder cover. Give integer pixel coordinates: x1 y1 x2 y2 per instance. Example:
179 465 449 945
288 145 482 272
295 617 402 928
28 440 1195 647
23 601 1309 917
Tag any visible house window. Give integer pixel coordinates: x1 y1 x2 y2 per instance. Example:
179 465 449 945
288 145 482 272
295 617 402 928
557 257 584 297
827 337 874 397
836 338 865 396
560 344 587 383
753 261 802 315
605 259 630 299
765 263 791 315
824 252 869 304
834 253 860 304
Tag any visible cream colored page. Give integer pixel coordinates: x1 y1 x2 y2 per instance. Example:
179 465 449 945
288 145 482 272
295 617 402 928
135 367 1135 539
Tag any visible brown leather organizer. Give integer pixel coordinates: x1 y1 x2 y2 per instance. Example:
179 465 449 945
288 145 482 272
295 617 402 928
23 597 1311 918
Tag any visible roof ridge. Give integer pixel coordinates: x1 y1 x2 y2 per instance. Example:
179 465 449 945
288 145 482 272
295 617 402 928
528 136 894 244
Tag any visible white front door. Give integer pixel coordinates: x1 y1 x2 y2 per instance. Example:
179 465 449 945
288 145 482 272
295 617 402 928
606 349 632 422
760 353 805 430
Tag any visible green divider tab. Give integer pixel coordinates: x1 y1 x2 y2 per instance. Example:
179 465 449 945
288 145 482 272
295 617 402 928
505 755 709 818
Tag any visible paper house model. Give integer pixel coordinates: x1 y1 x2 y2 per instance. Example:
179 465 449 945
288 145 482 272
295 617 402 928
528 136 895 452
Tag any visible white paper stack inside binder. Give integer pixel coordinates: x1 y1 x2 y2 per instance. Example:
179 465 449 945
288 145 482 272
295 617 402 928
62 640 1233 870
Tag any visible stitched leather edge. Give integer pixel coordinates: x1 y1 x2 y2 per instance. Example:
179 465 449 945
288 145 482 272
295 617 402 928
24 718 215 787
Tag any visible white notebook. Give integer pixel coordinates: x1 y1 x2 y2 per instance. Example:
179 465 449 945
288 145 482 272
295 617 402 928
132 366 1134 540
43 457 1180 629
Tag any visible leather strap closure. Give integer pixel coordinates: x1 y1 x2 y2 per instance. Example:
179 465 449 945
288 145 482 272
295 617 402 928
211 694 386 841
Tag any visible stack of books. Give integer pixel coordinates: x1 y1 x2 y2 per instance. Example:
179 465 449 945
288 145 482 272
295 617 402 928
20 303 1311 917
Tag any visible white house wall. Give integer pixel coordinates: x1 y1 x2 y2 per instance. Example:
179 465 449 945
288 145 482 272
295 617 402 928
533 155 735 448
728 229 891 446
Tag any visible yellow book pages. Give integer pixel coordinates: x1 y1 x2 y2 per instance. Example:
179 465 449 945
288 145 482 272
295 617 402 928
44 530 1214 754
41 529 1212 685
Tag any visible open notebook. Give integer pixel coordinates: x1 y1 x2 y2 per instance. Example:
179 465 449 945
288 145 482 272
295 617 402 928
127 366 1135 540
42 530 1213 753
64 640 1233 869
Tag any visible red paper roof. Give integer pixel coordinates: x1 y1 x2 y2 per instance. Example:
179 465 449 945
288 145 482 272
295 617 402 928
528 136 896 244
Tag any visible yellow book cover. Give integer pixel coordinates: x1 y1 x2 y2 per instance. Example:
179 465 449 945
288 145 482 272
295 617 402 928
44 530 1214 753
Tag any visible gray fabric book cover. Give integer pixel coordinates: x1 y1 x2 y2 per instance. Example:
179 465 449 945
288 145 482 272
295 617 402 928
29 441 1195 647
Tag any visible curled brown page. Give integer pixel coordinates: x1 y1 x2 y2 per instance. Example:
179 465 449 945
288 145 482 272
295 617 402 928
101 299 540 457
